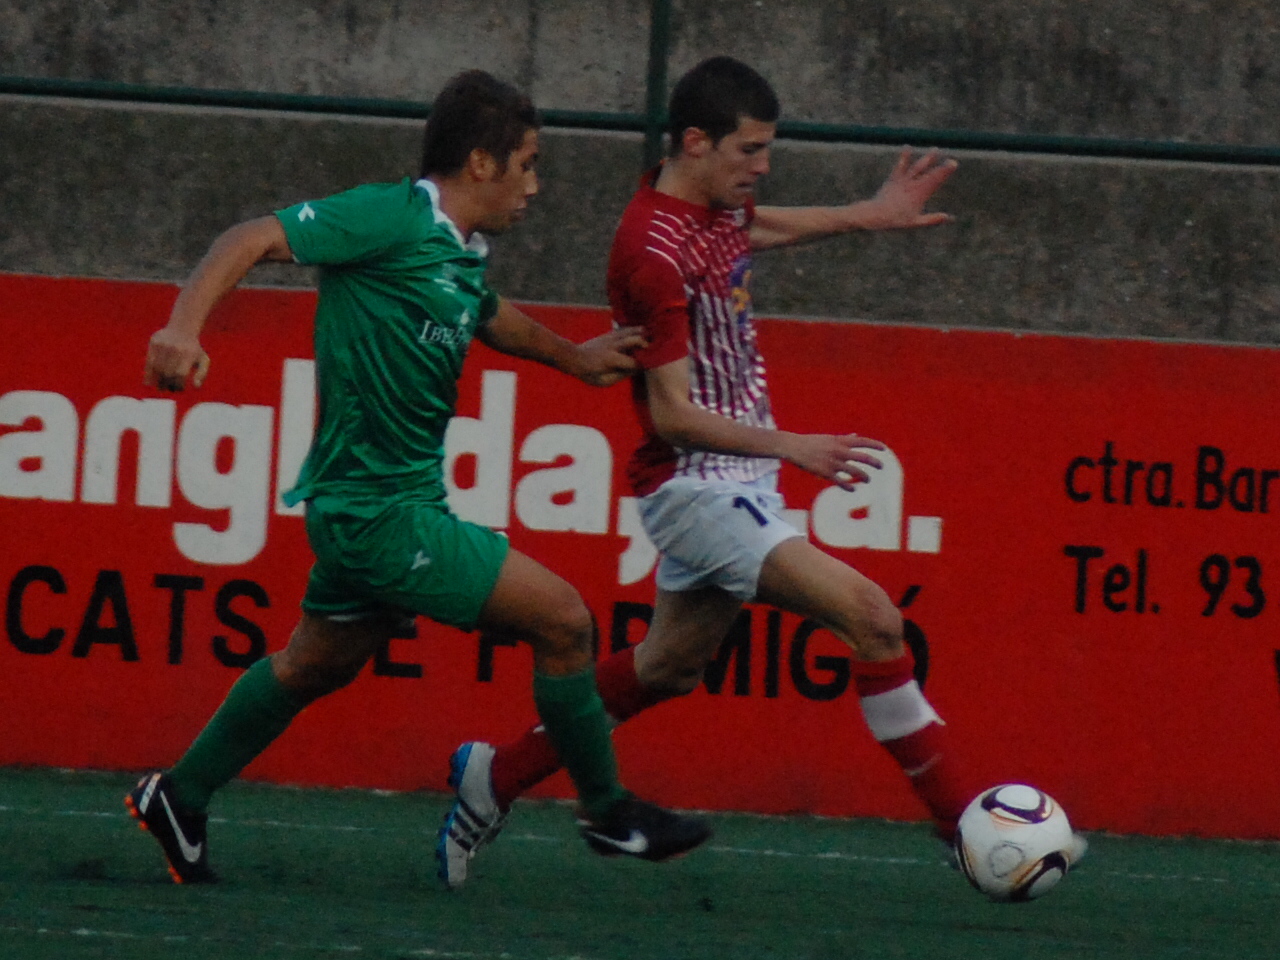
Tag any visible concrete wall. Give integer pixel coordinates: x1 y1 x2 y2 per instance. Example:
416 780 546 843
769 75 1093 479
2 0 652 115
669 1 1280 144
7 1 1280 142
3 1 1279 343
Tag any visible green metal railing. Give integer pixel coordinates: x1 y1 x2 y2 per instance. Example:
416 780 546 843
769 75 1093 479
643 0 673 166
0 73 645 131
4 0 1279 168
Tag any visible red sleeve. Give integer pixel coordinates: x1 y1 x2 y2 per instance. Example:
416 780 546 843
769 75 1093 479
617 252 689 370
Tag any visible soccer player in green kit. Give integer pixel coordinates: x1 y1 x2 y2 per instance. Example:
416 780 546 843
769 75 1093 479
129 70 710 885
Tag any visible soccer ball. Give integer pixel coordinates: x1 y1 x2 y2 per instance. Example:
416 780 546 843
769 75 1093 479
954 784 1077 902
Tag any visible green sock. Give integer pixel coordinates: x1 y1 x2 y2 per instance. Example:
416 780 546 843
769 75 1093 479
169 657 305 813
533 668 628 820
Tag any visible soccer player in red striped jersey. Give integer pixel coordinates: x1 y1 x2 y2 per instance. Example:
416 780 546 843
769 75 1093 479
442 57 1025 884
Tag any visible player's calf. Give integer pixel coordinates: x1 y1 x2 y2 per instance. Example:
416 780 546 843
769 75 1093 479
853 653 976 841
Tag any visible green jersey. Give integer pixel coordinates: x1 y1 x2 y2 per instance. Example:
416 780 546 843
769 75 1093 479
277 178 499 506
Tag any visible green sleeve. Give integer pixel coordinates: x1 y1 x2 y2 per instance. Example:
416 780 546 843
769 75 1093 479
477 288 500 326
276 181 414 266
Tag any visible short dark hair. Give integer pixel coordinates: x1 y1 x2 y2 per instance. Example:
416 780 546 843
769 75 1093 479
420 70 541 177
666 56 780 155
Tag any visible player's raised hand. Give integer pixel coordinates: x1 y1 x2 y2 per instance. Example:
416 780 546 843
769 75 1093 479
779 432 886 490
864 147 957 230
571 325 649 387
144 325 211 391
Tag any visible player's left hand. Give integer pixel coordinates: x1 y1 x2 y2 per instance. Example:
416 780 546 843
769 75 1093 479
572 326 648 386
862 147 957 230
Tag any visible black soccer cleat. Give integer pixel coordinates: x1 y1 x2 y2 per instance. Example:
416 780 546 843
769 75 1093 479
124 772 218 884
576 796 712 862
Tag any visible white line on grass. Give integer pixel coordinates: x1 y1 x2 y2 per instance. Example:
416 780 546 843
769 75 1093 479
0 804 1263 887
0 924 580 959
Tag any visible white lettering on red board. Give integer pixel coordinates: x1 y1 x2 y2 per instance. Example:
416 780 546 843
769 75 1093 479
0 365 942 575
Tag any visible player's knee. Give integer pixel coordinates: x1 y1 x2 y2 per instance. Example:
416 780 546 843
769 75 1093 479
272 653 362 702
533 590 595 660
271 616 381 701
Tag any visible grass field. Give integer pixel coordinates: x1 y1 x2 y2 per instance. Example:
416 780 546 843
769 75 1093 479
1 768 1278 960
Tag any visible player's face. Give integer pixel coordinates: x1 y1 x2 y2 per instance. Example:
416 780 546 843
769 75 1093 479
705 117 775 209
476 128 540 233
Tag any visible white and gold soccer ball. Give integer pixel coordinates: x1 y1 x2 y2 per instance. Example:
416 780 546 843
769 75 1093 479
954 783 1083 902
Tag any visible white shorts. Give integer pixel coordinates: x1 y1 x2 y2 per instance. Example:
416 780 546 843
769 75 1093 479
638 474 803 600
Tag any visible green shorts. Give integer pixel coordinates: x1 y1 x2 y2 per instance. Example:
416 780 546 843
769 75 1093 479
300 494 510 630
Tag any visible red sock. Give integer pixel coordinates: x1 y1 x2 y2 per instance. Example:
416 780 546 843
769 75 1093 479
854 654 975 841
490 646 665 808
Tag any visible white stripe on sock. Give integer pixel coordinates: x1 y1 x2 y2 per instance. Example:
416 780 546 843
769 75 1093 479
859 680 942 743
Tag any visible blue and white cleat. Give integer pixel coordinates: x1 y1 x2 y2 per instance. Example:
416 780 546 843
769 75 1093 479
436 741 507 888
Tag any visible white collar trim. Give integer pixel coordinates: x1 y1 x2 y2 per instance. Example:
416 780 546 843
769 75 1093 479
415 178 489 257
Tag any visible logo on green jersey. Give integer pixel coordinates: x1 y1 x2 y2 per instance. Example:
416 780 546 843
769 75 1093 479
418 311 472 348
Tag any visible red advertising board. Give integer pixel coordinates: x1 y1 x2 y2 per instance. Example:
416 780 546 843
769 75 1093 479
3 273 1280 839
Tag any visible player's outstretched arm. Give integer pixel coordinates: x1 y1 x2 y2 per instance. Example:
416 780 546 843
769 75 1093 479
478 298 647 387
646 358 884 490
145 216 295 392
750 147 957 250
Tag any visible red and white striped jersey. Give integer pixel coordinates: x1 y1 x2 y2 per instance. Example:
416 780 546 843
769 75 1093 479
608 172 778 497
